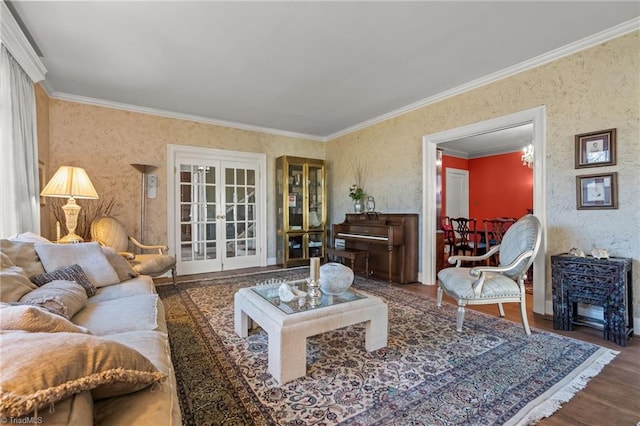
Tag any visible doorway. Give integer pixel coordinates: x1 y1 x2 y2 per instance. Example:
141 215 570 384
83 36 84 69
167 145 267 275
422 106 547 315
444 168 469 219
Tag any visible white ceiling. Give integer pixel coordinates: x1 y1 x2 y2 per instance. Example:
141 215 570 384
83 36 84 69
8 1 640 142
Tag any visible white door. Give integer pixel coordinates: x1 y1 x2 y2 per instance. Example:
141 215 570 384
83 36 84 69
445 168 469 219
168 146 266 275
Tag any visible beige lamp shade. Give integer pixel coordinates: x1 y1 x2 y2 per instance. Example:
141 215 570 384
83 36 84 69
40 166 99 199
40 166 99 243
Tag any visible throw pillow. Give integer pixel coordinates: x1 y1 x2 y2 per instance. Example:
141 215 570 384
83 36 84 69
0 239 46 278
0 303 90 334
0 331 167 418
19 280 88 320
0 255 37 303
101 246 138 282
34 242 119 288
9 232 51 244
31 264 97 297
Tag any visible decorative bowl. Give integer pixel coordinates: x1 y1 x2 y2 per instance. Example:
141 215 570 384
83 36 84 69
319 263 354 295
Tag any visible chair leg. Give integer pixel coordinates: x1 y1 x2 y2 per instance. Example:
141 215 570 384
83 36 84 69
520 301 531 335
456 300 466 332
171 266 177 286
497 302 505 317
436 286 443 307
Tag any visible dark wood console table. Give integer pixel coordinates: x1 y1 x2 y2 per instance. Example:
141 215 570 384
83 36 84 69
551 254 633 346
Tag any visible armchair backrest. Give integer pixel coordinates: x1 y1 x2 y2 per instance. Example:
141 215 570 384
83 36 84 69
498 214 541 279
90 216 130 253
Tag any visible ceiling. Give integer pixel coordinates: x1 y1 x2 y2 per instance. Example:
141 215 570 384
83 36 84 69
8 1 640 143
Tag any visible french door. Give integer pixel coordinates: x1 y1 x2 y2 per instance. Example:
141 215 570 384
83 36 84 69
168 146 267 275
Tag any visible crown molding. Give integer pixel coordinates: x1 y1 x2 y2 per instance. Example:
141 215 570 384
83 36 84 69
0 1 46 82
325 17 640 141
49 91 326 142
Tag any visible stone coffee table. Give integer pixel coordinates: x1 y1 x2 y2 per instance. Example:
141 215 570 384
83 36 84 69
234 280 388 384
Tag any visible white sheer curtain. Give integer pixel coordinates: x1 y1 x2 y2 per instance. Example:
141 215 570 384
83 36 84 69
0 44 39 237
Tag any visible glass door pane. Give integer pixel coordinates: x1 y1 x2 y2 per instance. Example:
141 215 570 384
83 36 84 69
178 162 222 274
308 165 323 230
221 162 260 269
288 163 303 231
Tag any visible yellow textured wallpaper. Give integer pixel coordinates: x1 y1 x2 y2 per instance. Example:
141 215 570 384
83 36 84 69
46 102 325 255
40 31 639 322
326 31 639 319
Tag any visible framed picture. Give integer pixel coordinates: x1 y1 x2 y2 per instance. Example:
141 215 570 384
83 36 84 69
38 161 46 206
575 128 616 168
576 172 618 210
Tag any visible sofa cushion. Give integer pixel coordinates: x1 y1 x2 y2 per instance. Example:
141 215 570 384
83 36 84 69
31 264 97 297
89 275 156 304
38 390 94 426
0 239 46 278
101 246 138 282
0 303 90 333
0 254 37 303
35 242 119 288
73 294 165 335
93 331 180 426
0 331 167 418
19 280 88 320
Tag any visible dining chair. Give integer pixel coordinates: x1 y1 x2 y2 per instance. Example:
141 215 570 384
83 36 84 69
448 217 486 259
482 217 517 265
436 214 542 335
442 216 455 257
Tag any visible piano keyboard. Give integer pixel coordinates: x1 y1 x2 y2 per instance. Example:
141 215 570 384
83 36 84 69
337 232 388 241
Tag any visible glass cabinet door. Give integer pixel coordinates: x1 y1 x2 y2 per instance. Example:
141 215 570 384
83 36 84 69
286 234 304 262
287 163 304 231
308 232 324 258
307 164 323 230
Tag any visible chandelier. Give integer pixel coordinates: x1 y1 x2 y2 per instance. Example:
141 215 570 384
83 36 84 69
522 144 534 168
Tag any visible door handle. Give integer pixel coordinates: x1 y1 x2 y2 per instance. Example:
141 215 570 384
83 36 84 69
216 215 225 219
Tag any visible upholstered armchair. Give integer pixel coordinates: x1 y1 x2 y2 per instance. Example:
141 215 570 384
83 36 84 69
90 216 176 285
436 214 541 335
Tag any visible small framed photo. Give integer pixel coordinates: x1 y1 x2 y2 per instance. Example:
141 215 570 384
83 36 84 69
575 128 616 168
576 172 618 210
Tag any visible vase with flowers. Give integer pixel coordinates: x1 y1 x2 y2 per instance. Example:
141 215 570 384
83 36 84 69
348 161 368 214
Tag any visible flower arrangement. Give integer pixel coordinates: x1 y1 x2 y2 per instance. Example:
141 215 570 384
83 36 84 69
349 184 365 201
348 161 369 201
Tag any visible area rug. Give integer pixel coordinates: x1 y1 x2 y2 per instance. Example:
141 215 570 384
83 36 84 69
157 269 617 426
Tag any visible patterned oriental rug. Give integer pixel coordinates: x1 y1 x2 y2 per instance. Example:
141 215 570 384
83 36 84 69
157 269 617 426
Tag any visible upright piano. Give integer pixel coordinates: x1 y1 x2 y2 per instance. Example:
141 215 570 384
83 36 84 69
332 213 418 283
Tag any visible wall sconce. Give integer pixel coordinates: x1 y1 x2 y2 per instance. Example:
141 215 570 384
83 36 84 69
522 144 534 168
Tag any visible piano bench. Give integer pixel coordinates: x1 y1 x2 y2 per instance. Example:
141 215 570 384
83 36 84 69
325 247 369 276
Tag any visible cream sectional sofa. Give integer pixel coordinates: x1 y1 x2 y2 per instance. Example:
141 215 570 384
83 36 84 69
0 234 181 425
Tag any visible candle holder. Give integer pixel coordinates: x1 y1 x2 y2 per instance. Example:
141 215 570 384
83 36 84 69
307 278 322 307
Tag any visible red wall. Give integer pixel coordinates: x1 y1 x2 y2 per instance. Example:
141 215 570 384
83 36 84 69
442 152 532 222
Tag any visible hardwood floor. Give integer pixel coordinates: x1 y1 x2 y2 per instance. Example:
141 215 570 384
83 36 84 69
403 283 640 426
157 268 639 425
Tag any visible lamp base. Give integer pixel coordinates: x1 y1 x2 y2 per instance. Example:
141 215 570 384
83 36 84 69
59 233 84 244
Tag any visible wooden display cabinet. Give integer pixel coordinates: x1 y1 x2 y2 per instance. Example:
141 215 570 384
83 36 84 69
276 156 326 267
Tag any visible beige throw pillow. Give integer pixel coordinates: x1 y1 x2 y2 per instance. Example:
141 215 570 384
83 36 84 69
0 240 46 277
0 254 37 303
0 331 167 418
34 242 119 288
0 303 90 333
19 280 88 320
101 246 138 282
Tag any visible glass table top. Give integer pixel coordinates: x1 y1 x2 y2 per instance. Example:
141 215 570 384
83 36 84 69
250 278 365 314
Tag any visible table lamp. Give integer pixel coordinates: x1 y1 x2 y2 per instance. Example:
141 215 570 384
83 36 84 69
40 166 99 243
